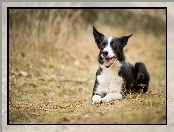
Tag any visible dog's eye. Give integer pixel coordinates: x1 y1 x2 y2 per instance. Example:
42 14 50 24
110 41 115 46
101 42 106 47
100 42 105 50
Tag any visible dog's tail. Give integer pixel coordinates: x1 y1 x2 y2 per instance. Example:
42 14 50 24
134 62 150 93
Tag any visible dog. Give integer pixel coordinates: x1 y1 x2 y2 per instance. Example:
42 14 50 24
92 26 150 104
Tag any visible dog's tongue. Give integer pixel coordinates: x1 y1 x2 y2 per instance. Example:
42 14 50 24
104 58 115 67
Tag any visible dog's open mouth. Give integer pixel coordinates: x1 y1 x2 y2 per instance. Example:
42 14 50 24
103 57 116 68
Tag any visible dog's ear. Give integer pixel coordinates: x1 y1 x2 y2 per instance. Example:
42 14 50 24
93 26 104 49
120 34 133 47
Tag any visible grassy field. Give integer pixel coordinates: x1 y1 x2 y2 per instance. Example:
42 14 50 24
9 9 166 124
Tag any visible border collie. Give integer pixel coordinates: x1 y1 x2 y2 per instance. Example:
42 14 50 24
92 26 150 104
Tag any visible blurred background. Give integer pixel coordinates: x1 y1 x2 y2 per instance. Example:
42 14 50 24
9 9 166 124
9 9 166 82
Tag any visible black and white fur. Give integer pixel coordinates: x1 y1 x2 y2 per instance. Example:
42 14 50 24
92 26 150 104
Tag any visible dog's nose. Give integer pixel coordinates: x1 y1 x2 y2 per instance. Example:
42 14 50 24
102 51 108 57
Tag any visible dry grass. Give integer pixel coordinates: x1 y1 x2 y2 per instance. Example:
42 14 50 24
9 9 166 124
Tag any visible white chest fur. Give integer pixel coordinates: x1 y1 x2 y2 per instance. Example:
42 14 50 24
96 62 123 97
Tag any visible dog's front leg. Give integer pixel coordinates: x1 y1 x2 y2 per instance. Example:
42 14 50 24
101 93 122 102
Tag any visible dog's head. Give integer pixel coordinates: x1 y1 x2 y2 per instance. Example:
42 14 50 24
93 26 133 68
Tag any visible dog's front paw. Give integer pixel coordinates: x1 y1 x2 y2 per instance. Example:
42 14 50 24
92 95 102 104
101 96 111 103
102 93 122 103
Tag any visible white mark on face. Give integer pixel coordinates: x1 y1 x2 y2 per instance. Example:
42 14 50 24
103 37 115 58
108 37 113 44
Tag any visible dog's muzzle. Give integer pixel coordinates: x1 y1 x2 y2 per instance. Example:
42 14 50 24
102 51 116 68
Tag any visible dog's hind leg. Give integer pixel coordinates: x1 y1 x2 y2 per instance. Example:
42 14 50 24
134 62 150 93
